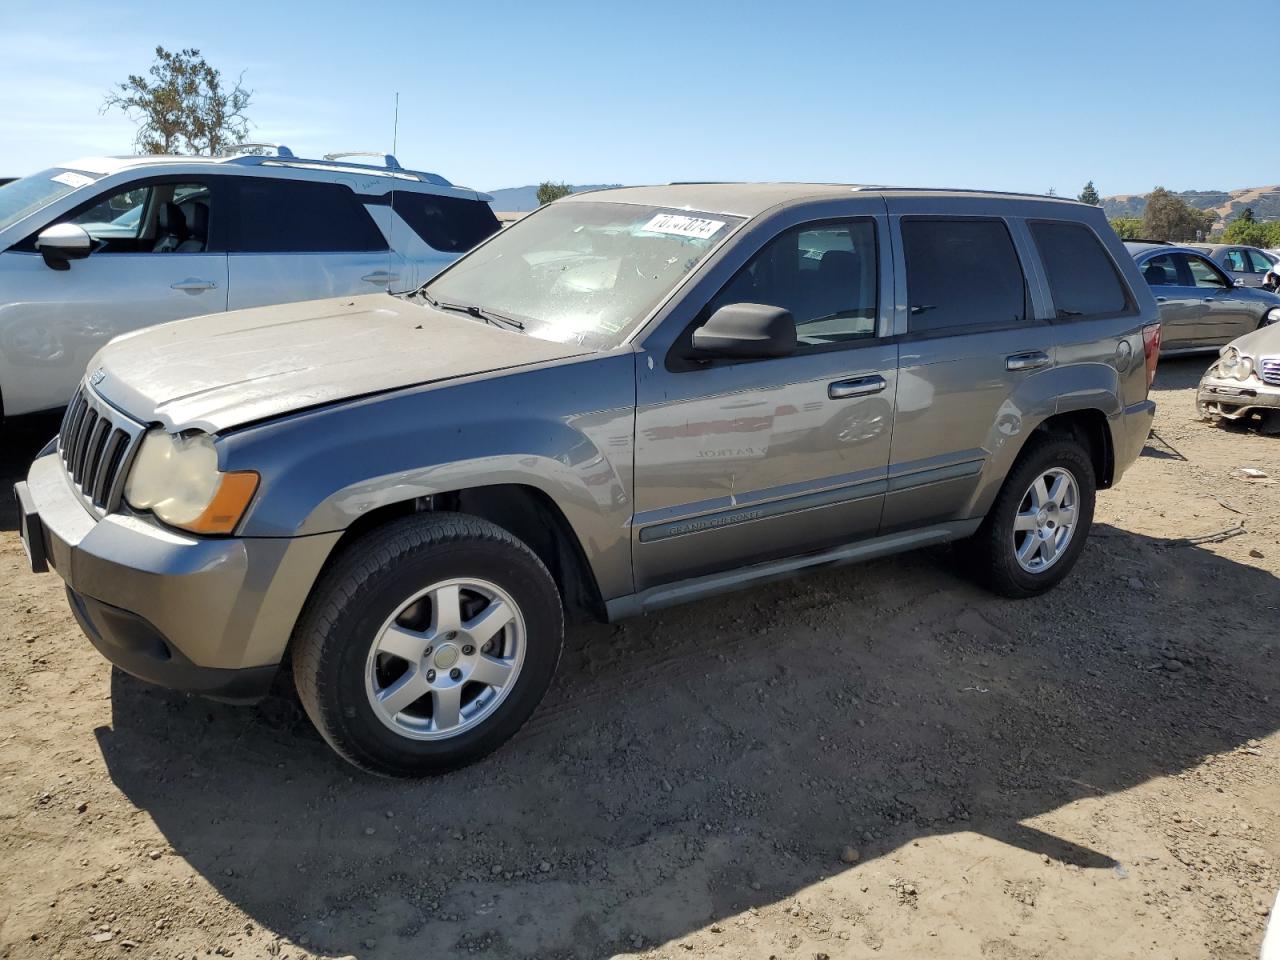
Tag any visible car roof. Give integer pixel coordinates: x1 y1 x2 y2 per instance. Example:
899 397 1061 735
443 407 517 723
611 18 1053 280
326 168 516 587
56 152 490 199
562 182 1088 219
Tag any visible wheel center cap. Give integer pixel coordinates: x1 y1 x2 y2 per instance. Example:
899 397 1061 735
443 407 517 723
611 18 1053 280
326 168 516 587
433 644 460 669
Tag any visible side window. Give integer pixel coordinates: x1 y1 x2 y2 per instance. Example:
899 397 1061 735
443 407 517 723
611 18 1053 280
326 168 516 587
1223 249 1248 272
1141 253 1178 286
391 193 500 252
42 181 214 254
1029 220 1131 319
1247 249 1275 274
902 218 1026 331
706 219 879 347
1185 254 1230 289
231 179 388 253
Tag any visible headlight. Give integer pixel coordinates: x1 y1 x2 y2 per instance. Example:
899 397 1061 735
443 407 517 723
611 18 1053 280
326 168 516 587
1218 348 1254 382
124 430 259 534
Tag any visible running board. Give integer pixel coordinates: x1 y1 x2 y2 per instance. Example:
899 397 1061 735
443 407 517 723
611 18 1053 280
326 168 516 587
605 519 982 621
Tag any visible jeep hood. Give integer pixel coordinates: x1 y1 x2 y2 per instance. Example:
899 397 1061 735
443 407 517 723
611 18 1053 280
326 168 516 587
90 294 591 433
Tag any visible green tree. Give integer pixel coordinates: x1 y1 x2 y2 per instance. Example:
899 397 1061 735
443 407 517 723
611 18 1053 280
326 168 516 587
1239 206 1255 223
1140 187 1214 242
104 46 251 155
537 181 572 205
1221 218 1280 247
1078 181 1101 205
1109 218 1144 240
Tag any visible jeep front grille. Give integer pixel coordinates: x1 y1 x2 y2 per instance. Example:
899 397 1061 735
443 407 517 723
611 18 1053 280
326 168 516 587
1260 358 1280 387
58 383 147 513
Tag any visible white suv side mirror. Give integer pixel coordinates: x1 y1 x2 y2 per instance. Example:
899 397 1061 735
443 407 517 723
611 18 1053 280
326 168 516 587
35 222 93 271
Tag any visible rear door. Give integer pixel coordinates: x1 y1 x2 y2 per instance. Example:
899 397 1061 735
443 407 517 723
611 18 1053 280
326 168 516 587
1140 252 1201 348
882 204 1056 532
0 175 227 414
225 176 401 310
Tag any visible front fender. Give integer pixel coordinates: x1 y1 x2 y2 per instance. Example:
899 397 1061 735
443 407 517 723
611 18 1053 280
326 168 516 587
219 352 637 600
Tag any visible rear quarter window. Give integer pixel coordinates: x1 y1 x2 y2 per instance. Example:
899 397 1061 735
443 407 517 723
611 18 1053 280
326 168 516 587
1029 220 1133 320
391 193 500 252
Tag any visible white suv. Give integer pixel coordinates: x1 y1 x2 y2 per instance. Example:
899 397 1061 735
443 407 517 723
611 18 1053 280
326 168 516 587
0 146 500 417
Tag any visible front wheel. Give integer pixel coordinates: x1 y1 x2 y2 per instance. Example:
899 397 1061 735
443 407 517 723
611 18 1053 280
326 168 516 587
292 513 564 776
962 436 1096 598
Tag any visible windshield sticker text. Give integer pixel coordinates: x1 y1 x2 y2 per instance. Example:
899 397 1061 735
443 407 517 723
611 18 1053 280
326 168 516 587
641 213 725 240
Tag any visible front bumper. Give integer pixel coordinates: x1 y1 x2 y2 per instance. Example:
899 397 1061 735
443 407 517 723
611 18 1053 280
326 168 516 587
1197 375 1280 421
16 451 340 702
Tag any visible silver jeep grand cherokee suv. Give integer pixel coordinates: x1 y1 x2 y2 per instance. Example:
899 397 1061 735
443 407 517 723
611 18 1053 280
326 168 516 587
16 184 1160 776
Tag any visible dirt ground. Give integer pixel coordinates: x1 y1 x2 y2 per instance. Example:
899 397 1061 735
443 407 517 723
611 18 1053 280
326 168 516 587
0 356 1277 960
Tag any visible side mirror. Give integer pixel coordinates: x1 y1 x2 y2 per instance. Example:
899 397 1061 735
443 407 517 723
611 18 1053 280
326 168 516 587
691 303 797 360
1234 277 1245 287
35 223 93 271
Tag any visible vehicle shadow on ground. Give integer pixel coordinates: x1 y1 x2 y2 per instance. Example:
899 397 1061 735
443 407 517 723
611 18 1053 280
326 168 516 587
0 412 61 533
94 520 1279 958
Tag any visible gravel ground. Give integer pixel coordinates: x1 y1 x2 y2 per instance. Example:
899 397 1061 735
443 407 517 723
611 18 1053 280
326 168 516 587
0 356 1277 960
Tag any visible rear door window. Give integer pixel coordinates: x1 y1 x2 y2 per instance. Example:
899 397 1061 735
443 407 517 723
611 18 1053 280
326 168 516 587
230 178 388 253
391 193 500 252
1140 253 1179 286
1223 249 1248 272
1029 220 1131 319
902 218 1027 332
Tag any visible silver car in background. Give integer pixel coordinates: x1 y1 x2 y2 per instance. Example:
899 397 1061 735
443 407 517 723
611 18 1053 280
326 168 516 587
0 146 499 418
1126 242 1280 353
17 184 1159 776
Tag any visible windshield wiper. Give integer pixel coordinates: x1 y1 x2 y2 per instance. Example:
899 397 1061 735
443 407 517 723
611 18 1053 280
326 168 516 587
420 291 524 330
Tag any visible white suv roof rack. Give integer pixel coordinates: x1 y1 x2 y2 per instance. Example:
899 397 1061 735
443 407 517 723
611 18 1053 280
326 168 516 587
218 143 452 187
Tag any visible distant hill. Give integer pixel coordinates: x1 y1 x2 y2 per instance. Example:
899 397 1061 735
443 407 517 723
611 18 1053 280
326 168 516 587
486 184 621 212
1101 186 1280 228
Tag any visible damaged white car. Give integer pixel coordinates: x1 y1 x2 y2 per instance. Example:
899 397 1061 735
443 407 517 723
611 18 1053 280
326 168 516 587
1197 323 1280 430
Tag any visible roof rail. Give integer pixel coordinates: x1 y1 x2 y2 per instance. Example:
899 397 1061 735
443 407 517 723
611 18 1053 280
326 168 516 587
323 151 403 171
217 142 295 158
225 152 453 188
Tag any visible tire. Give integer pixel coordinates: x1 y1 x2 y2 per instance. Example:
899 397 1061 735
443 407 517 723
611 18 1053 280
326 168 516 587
961 435 1096 599
292 512 564 777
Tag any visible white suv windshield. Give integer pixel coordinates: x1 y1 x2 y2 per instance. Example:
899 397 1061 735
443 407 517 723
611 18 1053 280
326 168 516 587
423 201 742 348
0 168 98 234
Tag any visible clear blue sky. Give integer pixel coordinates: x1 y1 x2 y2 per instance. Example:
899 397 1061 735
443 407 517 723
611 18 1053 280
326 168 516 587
2 0 1274 197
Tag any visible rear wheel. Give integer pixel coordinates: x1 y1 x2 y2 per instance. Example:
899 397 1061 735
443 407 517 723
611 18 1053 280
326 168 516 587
962 436 1096 598
292 513 563 776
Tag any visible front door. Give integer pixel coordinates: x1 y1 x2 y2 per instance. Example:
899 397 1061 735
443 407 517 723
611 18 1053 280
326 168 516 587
1184 252 1259 345
1140 251 1202 349
0 177 227 415
632 215 896 590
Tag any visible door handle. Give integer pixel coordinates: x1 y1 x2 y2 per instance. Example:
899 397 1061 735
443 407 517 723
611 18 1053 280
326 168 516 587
828 375 887 399
170 279 217 292
361 270 400 284
1155 296 1169 302
1006 350 1050 372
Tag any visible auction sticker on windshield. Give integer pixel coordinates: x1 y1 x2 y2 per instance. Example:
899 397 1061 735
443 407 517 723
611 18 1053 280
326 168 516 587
641 213 726 240
51 171 95 189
